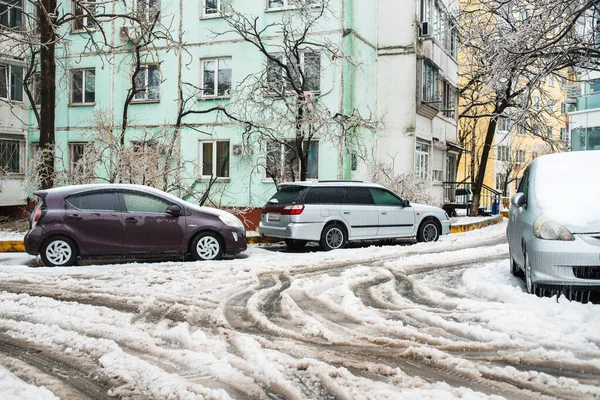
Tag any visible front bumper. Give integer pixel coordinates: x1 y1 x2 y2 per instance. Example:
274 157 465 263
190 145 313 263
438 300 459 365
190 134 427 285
440 219 451 235
527 233 600 288
222 227 247 253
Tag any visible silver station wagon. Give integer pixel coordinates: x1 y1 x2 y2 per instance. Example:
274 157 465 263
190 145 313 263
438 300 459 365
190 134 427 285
258 180 451 250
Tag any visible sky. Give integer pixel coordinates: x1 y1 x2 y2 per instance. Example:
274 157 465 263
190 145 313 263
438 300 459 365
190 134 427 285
0 219 599 399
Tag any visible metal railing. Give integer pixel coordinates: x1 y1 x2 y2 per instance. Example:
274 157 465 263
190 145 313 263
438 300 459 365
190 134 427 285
442 181 502 216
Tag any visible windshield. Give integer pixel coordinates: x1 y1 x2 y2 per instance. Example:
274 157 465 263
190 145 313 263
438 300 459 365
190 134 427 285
535 155 600 229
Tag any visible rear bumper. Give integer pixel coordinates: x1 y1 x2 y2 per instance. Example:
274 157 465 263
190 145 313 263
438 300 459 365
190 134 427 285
258 221 323 241
23 228 43 256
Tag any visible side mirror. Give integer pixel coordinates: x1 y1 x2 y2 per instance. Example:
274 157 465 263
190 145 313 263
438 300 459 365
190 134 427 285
511 193 526 209
402 199 410 207
165 205 182 216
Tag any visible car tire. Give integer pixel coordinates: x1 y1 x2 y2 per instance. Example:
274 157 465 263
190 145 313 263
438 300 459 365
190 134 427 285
320 223 347 251
40 236 78 267
417 219 440 243
510 254 524 277
191 232 224 261
284 239 307 250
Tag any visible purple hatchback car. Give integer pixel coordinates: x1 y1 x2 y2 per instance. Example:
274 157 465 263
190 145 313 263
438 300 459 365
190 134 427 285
24 184 247 266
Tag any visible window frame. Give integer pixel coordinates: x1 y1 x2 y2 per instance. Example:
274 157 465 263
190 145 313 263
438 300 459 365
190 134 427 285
496 145 510 161
266 0 321 11
415 140 430 180
135 0 160 22
0 0 23 30
133 64 161 102
71 0 97 33
266 51 321 94
422 59 440 106
201 0 230 18
0 64 23 102
69 142 87 174
70 68 96 105
200 57 232 98
199 140 230 179
0 138 25 174
264 139 319 181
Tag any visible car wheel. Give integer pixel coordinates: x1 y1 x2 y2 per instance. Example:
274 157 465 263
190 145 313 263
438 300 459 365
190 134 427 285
284 239 307 250
192 232 224 261
510 254 524 277
320 223 346 251
40 236 78 267
417 219 440 242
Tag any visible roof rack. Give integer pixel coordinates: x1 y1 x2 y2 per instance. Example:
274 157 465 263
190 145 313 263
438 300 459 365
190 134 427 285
317 180 364 183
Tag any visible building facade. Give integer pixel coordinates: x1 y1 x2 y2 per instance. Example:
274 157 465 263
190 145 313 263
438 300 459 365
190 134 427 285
9 0 458 219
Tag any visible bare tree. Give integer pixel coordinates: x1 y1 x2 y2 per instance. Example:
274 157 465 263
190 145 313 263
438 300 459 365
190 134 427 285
0 0 175 189
209 0 376 185
459 0 600 215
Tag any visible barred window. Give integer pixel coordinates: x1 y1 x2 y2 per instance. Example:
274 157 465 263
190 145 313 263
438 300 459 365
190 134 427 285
0 139 24 173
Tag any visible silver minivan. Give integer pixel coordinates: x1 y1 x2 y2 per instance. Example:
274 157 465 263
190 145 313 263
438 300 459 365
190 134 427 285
507 150 600 296
258 181 451 250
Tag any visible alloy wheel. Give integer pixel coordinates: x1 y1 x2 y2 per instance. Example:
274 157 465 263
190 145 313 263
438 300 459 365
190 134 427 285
326 227 344 249
196 235 221 260
422 223 438 242
46 240 73 266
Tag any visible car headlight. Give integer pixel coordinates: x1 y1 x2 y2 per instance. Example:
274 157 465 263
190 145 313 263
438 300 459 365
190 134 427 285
533 215 574 241
219 214 244 230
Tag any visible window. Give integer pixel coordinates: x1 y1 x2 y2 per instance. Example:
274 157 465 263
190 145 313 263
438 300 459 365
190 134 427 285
415 140 430 179
304 187 345 204
0 139 24 173
369 188 404 206
66 192 118 211
547 100 555 113
560 127 569 142
136 0 160 22
442 82 456 118
546 126 553 139
422 59 440 106
123 192 172 214
515 149 526 163
517 125 526 136
495 173 505 191
199 140 230 178
134 65 160 101
69 142 86 173
496 145 509 161
267 52 320 93
531 151 538 160
533 96 540 110
548 74 555 86
432 169 443 181
72 0 96 31
500 118 510 131
344 187 373 205
267 0 320 9
71 68 95 105
202 0 231 17
201 58 231 97
265 140 319 181
0 64 23 101
0 0 22 29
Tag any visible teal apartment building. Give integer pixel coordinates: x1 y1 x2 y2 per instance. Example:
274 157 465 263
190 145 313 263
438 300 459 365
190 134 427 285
1 0 459 222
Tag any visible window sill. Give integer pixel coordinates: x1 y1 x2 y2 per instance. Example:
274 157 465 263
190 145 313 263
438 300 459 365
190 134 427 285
131 99 160 104
265 4 323 12
197 177 230 183
70 29 97 34
197 96 231 101
69 102 96 107
200 13 224 20
0 98 24 104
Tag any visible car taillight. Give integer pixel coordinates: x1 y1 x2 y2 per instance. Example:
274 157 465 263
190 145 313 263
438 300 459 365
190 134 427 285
281 205 304 215
30 204 45 229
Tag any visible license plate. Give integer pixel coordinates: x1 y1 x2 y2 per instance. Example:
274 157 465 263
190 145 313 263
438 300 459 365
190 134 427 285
267 213 281 222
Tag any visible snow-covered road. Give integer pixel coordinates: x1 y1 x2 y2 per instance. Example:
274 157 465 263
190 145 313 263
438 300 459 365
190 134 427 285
1 220 600 399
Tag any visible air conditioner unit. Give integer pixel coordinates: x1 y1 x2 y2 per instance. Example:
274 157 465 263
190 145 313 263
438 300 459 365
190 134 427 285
420 21 431 37
232 144 253 157
120 25 140 42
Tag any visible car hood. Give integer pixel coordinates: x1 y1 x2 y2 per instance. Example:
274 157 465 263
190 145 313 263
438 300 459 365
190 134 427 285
543 207 600 234
410 203 445 215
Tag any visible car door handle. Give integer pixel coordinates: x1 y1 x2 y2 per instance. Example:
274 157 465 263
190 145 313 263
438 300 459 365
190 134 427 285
67 214 82 220
125 217 138 223
342 211 350 215
381 211 388 215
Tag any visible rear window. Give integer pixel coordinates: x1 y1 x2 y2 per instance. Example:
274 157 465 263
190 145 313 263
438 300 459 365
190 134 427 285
304 187 346 204
66 192 118 211
269 185 308 205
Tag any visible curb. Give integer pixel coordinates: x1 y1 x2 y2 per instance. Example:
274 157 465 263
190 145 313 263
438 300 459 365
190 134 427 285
449 214 504 234
0 216 505 252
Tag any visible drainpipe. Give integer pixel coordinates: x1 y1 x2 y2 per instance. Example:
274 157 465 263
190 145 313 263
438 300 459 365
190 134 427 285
337 0 345 179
